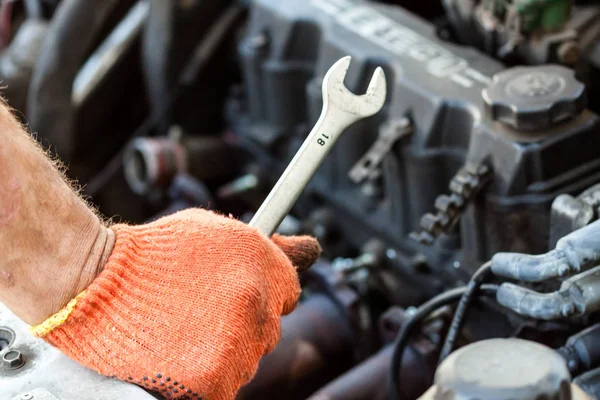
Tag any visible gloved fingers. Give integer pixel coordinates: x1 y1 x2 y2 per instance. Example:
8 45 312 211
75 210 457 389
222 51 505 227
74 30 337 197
276 259 301 316
271 234 322 272
496 282 581 320
491 249 573 282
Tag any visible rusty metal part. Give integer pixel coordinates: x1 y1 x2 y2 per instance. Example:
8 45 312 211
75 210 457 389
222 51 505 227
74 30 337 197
2 350 24 370
379 307 408 344
307 342 433 400
123 131 239 195
308 305 439 400
549 184 600 248
236 294 356 400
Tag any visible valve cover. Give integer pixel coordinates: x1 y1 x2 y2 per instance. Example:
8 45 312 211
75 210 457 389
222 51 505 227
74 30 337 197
230 0 600 277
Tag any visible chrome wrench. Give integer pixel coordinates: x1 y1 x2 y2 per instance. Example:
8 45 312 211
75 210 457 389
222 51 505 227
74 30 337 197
249 56 387 236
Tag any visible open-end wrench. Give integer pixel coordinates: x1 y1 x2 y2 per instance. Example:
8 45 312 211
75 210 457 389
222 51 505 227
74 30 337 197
249 56 387 236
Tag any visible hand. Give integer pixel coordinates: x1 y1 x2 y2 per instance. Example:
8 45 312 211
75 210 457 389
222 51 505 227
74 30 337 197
30 208 321 400
0 100 115 326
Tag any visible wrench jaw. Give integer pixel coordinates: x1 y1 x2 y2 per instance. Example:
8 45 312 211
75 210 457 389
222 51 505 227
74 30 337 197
322 56 387 120
322 56 352 97
249 56 388 236
363 67 387 116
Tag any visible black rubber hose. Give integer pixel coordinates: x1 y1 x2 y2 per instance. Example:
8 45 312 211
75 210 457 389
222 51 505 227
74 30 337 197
437 261 493 364
27 0 123 163
388 284 499 400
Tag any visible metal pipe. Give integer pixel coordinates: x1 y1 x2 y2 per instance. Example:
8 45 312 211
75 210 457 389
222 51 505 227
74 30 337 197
27 0 126 162
308 344 434 400
236 294 356 400
72 1 149 107
123 134 238 195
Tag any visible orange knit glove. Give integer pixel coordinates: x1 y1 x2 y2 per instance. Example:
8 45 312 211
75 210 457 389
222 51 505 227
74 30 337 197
30 208 321 400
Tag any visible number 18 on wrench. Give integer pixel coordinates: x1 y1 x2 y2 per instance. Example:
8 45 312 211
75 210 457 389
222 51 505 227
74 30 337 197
249 56 387 236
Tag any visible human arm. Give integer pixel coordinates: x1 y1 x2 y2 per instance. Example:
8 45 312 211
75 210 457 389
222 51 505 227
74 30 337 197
0 99 114 325
0 100 321 399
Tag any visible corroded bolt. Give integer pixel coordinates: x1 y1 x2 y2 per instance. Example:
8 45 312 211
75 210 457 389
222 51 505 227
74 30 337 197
2 349 24 369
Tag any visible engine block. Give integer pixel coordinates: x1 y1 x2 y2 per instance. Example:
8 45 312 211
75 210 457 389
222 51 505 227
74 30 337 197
229 0 600 279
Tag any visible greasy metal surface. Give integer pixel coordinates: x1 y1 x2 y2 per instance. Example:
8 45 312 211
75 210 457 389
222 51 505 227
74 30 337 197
307 344 433 400
550 194 596 249
574 368 600 399
237 0 600 278
0 303 155 400
236 294 355 400
558 324 600 376
419 384 593 400
549 184 600 248
492 218 600 319
249 56 386 236
482 65 587 132
348 118 412 184
493 218 600 283
496 266 600 321
72 1 149 106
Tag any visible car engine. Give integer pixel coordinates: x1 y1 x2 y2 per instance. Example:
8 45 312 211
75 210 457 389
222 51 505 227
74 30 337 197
2 0 600 399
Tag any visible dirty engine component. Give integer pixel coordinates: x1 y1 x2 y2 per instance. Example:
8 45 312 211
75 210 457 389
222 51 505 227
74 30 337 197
231 0 600 280
2 0 600 399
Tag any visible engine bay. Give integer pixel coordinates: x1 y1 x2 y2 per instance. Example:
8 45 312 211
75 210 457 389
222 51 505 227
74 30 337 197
2 0 600 399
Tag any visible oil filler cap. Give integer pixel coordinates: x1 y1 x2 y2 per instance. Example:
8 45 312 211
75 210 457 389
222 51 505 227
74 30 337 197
434 338 572 400
483 65 586 132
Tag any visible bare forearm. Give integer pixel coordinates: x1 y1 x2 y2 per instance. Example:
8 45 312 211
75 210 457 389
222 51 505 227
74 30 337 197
0 101 114 325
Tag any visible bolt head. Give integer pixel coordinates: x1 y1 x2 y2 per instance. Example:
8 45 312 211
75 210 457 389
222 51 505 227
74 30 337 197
3 350 24 369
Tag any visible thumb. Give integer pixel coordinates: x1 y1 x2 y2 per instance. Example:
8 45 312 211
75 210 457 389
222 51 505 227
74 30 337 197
271 234 322 272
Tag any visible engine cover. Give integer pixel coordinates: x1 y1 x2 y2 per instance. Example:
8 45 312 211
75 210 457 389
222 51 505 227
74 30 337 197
0 303 153 400
229 0 600 277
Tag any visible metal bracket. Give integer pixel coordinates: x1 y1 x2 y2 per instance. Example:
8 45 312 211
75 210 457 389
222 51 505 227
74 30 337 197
348 118 412 184
410 162 492 246
549 184 600 248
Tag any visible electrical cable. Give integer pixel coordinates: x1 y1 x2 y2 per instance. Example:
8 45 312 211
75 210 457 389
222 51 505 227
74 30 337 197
388 284 499 400
437 261 493 364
